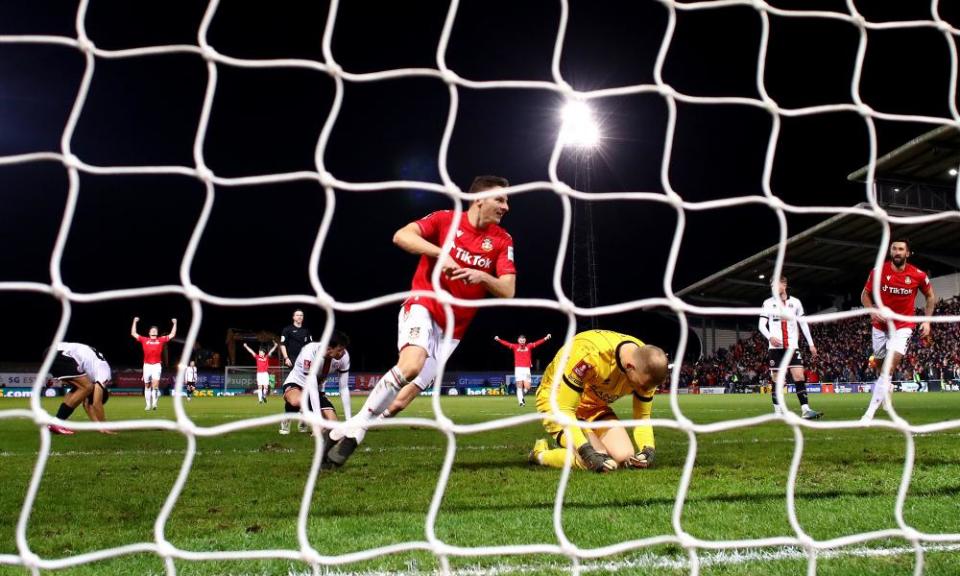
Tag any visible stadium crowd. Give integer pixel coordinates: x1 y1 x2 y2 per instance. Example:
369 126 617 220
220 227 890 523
680 295 960 389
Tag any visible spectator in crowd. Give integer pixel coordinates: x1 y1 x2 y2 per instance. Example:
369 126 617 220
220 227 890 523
681 296 960 390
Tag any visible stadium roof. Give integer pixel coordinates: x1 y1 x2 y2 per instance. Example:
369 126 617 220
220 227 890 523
675 206 960 306
847 124 960 185
678 125 960 308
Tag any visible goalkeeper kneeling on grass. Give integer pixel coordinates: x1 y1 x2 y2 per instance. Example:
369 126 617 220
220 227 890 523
530 330 667 472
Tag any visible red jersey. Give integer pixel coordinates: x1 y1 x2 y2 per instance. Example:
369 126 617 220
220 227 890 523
138 335 170 364
495 336 548 368
403 210 516 339
864 261 931 330
255 355 269 373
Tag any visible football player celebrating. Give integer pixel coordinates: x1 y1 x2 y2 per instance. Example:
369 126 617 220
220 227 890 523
326 175 516 466
244 340 278 404
861 239 936 421
494 333 551 406
131 317 177 410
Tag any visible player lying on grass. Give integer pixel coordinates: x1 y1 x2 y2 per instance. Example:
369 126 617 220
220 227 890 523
279 331 351 434
46 342 115 435
529 330 668 472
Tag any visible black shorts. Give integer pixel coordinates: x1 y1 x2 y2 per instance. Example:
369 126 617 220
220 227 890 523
49 352 84 380
83 383 109 405
316 393 335 412
768 348 803 369
281 383 336 412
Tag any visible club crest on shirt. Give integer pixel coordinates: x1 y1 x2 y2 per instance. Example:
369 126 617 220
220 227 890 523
481 238 493 252
456 229 463 238
886 275 891 281
573 360 593 379
905 276 911 284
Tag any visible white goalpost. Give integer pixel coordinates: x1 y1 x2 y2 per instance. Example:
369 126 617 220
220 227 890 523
1 0 960 575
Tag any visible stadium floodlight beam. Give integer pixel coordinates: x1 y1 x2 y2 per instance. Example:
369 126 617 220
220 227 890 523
559 100 601 149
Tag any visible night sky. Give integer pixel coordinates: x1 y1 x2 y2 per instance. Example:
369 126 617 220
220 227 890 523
1 1 958 371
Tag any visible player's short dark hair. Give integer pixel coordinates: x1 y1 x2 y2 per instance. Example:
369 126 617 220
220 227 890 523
892 237 911 251
518 334 526 340
468 175 509 193
149 325 159 332
293 308 304 315
329 330 350 348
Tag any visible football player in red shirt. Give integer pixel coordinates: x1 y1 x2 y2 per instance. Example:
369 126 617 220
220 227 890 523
494 333 551 406
327 176 516 467
860 239 936 421
244 340 278 404
131 317 177 410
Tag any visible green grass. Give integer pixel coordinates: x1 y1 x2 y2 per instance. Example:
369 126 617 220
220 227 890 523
1 393 959 575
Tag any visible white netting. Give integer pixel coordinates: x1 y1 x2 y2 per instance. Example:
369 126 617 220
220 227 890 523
1 0 960 574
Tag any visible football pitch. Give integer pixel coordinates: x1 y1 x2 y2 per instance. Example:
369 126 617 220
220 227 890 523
1 393 959 576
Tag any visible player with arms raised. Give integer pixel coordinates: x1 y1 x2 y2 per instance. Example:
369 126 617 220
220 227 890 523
758 276 822 420
529 330 668 472
861 239 936 421
494 333 551 406
131 317 177 411
279 331 351 434
244 340 278 404
326 175 516 466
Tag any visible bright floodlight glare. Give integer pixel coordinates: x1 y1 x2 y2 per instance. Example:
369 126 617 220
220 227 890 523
560 101 600 149
950 167 958 176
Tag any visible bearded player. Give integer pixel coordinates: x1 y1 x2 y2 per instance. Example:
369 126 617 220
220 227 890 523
326 175 516 466
279 331 351 434
494 333 551 406
529 330 668 472
861 239 936 421
758 276 822 420
131 317 177 411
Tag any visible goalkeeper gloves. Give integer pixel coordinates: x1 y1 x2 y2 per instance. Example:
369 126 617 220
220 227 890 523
577 444 618 473
625 446 656 469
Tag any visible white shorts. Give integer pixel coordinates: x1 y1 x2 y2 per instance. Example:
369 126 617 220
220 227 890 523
514 367 532 381
256 372 270 387
143 363 162 384
398 304 460 391
872 327 913 357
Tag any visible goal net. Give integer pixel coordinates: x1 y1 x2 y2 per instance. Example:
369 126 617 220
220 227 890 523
2 0 960 575
223 366 285 395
